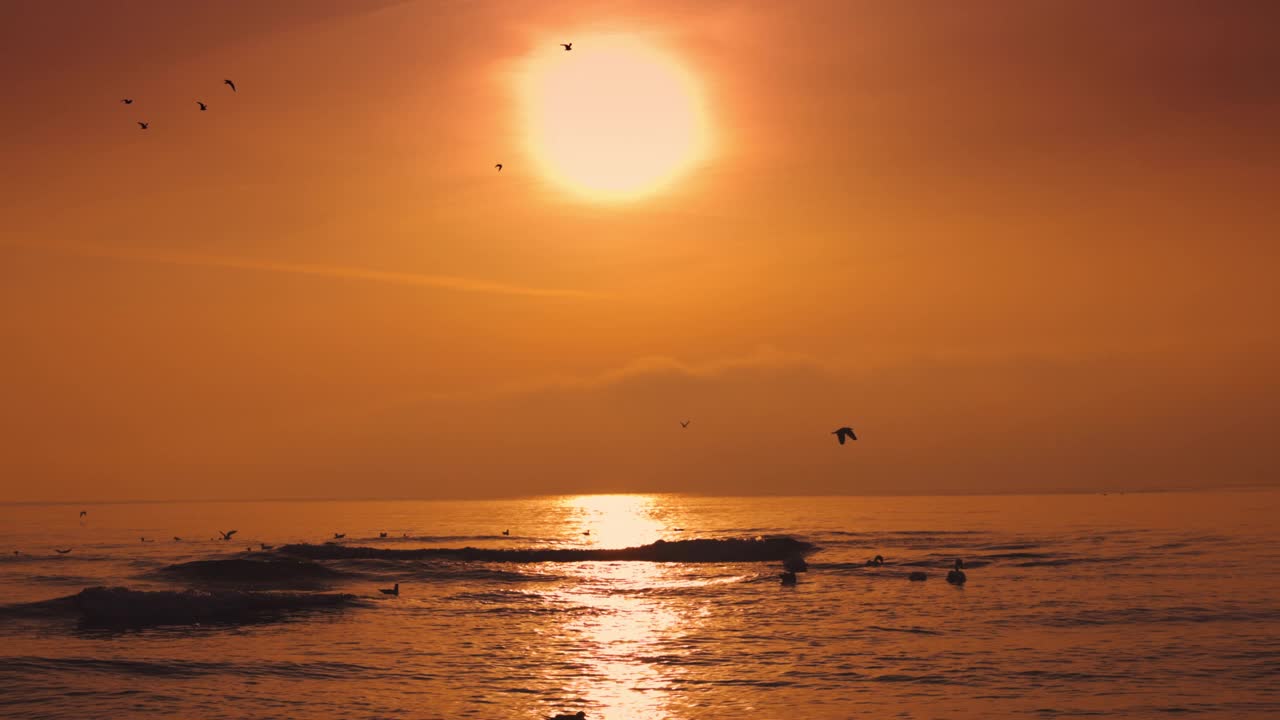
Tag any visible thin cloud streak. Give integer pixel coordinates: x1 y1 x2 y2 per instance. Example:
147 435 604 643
11 239 595 299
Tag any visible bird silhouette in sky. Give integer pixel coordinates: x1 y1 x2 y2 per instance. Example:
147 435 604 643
137 121 149 130
196 101 207 111
680 420 690 428
832 427 857 445
560 42 572 51
494 163 503 171
218 529 238 541
224 79 236 92
120 98 133 105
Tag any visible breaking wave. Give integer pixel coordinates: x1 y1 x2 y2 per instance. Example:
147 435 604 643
0 587 359 626
277 536 816 563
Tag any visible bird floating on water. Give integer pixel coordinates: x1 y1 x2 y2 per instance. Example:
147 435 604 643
196 101 207 111
173 537 182 542
947 559 967 585
260 543 273 551
866 554 884 567
79 511 87 518
334 533 346 540
560 42 573 51
832 427 857 445
549 713 585 720
218 530 238 541
379 532 388 538
224 79 236 92
908 571 927 582
137 121 149 130
140 537 154 543
120 98 133 105
502 529 510 536
379 583 400 597
55 548 72 555
582 530 590 536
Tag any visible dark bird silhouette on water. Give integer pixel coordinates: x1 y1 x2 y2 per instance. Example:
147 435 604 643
379 583 400 596
137 121 149 130
218 529 238 541
140 537 154 543
502 529 510 536
560 43 573 51
680 420 690 428
173 537 182 542
260 543 273 551
494 163 503 171
224 79 236 92
908 571 927 582
866 554 884 567
832 427 857 445
79 511 87 518
334 533 346 539
947 558 967 585
55 548 72 555
379 532 388 538
582 530 590 536
550 713 585 720
196 101 207 111
120 98 133 104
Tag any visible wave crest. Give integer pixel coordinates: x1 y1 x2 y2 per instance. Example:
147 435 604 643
279 536 816 563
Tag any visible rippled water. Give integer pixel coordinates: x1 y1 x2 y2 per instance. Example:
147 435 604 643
1 492 1277 719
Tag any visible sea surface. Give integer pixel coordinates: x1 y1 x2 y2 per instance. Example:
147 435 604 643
1 492 1277 719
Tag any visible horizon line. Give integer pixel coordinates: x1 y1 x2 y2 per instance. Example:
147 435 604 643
3 484 1276 506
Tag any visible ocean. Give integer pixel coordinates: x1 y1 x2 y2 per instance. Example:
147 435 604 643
1 492 1277 719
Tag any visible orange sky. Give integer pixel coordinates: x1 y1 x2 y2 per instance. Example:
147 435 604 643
1 0 1277 502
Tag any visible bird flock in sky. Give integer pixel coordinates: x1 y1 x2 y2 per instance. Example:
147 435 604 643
122 78 234 129
114 44 860 445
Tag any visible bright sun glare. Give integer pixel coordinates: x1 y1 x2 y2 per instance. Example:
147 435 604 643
522 36 708 202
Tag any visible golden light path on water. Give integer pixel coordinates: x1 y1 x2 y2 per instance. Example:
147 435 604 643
549 495 717 719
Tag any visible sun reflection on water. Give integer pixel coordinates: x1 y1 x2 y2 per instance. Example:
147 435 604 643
547 495 701 719
561 494 667 548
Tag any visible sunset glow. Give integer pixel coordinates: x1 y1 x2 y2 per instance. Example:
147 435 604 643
521 36 708 201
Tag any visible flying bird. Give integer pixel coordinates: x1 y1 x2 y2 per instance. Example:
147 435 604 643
832 427 857 445
680 420 690 428
379 583 400 596
494 163 503 171
560 42 573 51
218 529 238 541
55 548 72 555
120 98 133 105
224 79 236 92
196 101 207 111
137 121 149 130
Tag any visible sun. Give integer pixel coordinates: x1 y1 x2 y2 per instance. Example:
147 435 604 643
521 36 709 202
